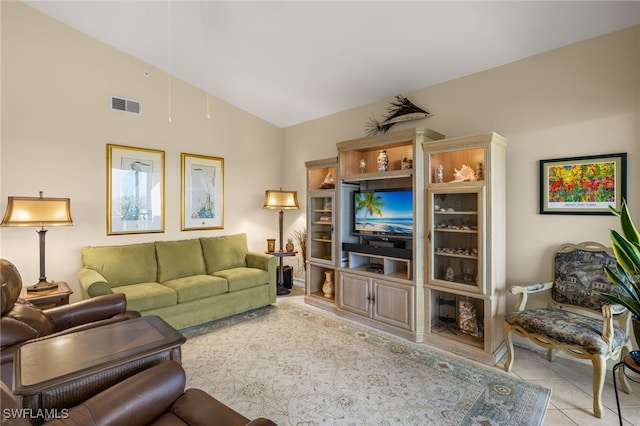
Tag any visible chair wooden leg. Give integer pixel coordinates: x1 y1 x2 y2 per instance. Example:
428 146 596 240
502 322 515 372
592 355 605 418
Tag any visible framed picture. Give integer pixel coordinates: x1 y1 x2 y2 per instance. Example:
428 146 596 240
181 153 224 230
107 144 165 235
539 152 627 215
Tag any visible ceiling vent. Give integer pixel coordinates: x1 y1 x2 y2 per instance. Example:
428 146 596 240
110 95 142 115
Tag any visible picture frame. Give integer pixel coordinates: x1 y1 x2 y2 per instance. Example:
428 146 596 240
107 144 165 234
181 153 224 230
539 152 627 215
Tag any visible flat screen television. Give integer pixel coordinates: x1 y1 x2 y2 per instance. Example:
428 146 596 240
352 188 413 237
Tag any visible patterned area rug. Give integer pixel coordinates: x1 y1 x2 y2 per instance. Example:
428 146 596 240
181 302 550 425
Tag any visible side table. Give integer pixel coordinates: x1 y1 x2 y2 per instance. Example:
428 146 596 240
14 315 185 414
613 354 639 425
20 281 73 309
267 251 297 296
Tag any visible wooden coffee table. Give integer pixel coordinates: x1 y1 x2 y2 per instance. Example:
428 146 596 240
14 315 186 412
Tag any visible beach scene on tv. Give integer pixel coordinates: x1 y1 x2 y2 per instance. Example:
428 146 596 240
354 190 413 235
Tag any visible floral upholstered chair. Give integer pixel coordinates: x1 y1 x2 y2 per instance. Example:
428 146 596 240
503 242 633 418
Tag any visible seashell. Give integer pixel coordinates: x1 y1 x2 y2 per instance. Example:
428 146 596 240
451 164 477 182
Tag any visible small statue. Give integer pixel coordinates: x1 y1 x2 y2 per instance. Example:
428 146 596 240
445 266 455 281
320 171 335 189
359 159 366 173
435 165 444 183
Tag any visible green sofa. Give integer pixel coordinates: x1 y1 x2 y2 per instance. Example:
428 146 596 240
77 233 276 329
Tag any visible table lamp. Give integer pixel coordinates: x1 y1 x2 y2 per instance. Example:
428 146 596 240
1 191 73 291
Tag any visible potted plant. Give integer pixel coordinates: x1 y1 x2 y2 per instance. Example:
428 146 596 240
601 200 640 339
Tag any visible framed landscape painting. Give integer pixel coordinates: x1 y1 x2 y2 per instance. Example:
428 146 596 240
181 153 224 230
107 144 165 234
539 152 627 215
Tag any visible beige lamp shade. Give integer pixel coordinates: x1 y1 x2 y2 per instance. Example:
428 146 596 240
1 195 73 227
263 190 299 210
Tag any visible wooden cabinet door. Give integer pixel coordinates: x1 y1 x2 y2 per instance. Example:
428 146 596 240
338 272 371 317
373 278 413 330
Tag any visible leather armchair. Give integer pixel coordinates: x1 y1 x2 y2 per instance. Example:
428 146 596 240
1 361 277 426
1 259 140 387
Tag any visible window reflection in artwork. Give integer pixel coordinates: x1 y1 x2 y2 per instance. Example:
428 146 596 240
107 144 165 235
121 158 153 220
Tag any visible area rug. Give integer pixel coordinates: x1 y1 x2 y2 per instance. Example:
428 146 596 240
180 302 550 425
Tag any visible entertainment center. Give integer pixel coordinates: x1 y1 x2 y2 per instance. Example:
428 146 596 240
305 128 508 365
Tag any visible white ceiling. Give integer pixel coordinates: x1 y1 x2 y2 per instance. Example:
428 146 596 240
24 1 640 128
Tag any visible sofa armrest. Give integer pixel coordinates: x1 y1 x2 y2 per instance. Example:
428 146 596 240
509 282 553 311
245 251 274 272
77 267 113 298
47 361 186 426
247 252 277 300
44 294 138 331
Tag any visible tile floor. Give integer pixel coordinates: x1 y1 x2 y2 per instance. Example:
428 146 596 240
280 285 640 425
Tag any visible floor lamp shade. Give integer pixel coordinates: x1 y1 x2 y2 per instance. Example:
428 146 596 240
263 190 299 210
1 192 73 291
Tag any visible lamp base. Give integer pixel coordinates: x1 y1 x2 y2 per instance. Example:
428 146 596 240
27 281 59 292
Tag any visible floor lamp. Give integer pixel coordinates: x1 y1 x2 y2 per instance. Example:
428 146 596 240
263 189 299 295
1 191 73 291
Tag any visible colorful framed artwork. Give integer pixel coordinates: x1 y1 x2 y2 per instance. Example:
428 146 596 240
539 152 627 215
107 144 165 234
181 153 224 230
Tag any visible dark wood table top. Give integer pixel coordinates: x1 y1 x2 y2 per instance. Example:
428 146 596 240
14 315 185 392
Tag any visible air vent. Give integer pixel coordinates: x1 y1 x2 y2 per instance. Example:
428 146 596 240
110 96 142 115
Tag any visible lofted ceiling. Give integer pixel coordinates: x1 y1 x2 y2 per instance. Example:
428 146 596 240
23 1 640 128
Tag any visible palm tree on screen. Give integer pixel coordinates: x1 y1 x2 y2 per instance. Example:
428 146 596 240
356 193 385 229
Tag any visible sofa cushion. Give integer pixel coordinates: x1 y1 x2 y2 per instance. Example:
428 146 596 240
111 282 177 312
161 275 228 303
81 243 157 287
155 239 206 283
213 267 269 292
200 234 248 274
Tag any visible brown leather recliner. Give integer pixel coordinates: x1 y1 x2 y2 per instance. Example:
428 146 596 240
1 360 277 426
1 258 140 387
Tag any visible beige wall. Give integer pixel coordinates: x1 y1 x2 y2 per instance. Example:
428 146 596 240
283 26 639 309
1 2 285 298
2 2 638 309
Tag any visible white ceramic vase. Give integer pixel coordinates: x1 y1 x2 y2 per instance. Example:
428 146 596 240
322 270 334 298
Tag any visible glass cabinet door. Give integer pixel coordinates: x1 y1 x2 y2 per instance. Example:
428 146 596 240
427 187 483 293
308 195 334 264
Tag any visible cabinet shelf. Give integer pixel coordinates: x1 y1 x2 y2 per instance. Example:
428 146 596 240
312 238 332 244
341 169 413 182
435 252 478 260
434 229 478 234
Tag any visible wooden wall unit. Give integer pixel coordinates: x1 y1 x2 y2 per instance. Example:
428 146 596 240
423 132 508 365
304 129 507 365
334 128 444 342
304 158 338 311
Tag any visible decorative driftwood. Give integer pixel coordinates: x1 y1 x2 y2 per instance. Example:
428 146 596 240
365 95 432 136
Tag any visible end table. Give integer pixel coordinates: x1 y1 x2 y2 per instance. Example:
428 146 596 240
267 251 297 296
19 281 73 309
613 354 639 425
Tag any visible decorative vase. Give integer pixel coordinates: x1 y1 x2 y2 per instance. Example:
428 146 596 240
285 239 295 252
377 150 389 172
322 270 334 298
